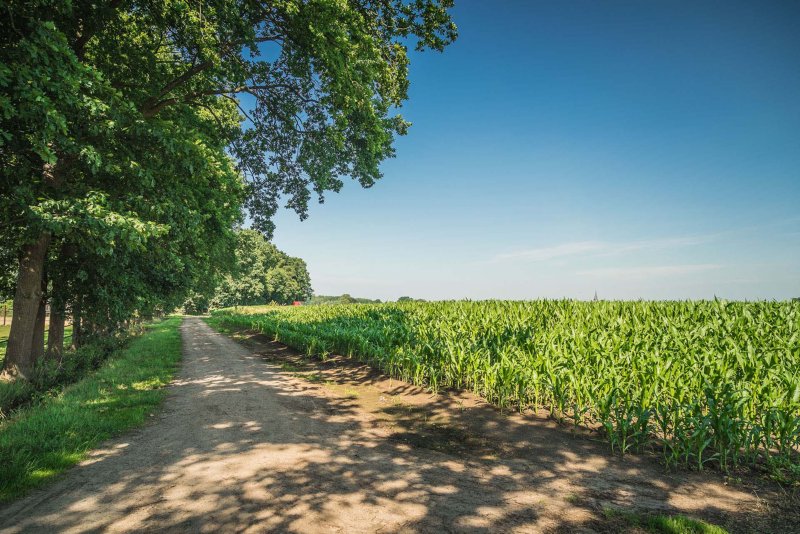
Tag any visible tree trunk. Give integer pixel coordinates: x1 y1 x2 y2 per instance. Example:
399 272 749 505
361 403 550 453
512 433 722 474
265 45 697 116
2 232 51 379
31 281 47 362
46 244 71 360
72 297 82 349
47 299 65 361
85 322 96 340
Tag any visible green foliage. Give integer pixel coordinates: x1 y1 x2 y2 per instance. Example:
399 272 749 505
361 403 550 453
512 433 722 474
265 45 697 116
0 317 181 501
1 2 248 341
603 508 728 534
306 294 382 305
193 229 312 309
220 0 459 235
0 1 456 357
0 327 112 418
0 257 15 303
0 0 458 235
211 299 800 474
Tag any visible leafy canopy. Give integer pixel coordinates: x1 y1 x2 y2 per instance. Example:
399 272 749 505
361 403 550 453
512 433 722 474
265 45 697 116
0 0 456 333
210 229 313 307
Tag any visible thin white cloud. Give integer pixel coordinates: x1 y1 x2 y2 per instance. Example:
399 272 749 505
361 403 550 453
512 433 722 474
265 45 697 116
494 241 606 262
493 235 711 263
577 264 722 279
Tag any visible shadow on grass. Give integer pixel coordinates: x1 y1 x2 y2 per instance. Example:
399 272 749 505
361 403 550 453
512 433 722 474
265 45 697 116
0 318 181 501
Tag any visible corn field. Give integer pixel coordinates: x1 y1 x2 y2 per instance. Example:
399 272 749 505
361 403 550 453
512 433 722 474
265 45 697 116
212 300 800 472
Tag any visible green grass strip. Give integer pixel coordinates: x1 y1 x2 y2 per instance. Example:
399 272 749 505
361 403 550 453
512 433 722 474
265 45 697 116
604 508 728 534
0 316 182 501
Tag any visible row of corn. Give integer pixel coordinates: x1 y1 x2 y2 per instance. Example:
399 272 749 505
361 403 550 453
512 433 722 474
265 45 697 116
213 300 800 472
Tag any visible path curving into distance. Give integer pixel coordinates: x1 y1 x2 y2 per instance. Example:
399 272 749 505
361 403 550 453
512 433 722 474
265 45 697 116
0 317 792 533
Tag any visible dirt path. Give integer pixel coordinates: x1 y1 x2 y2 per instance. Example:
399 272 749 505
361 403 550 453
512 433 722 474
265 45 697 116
0 317 795 533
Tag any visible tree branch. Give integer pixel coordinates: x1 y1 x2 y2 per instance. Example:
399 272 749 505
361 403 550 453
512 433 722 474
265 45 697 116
141 82 318 118
140 60 213 116
221 95 255 125
74 0 123 59
196 102 226 130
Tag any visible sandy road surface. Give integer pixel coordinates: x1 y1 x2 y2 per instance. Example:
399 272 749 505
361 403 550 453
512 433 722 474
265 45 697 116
0 317 794 533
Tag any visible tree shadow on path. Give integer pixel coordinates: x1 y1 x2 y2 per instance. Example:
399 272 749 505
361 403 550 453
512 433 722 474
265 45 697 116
0 317 796 533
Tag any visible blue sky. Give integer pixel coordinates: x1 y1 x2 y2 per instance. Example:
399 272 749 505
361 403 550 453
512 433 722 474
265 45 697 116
270 1 800 301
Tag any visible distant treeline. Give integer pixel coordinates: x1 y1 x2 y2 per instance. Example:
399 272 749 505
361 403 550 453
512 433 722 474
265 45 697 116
184 230 312 313
305 294 426 305
305 294 381 305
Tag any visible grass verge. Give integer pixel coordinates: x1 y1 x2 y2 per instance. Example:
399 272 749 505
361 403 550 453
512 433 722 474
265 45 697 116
0 316 182 501
603 507 728 533
0 326 107 417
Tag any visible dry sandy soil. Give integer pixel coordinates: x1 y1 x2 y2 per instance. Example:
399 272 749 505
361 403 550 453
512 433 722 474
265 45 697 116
0 317 796 533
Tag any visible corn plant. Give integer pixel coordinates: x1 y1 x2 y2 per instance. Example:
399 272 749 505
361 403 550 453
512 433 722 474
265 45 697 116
213 299 800 472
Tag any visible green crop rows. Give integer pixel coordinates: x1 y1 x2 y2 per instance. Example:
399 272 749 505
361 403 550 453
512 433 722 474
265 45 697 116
212 300 800 473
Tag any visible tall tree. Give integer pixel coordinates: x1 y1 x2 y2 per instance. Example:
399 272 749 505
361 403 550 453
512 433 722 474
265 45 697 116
210 229 312 307
0 0 456 377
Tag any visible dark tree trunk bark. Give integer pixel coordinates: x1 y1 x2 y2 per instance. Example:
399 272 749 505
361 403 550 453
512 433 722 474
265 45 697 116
84 320 99 341
31 277 47 362
47 299 65 361
2 232 51 378
46 244 71 360
72 297 82 349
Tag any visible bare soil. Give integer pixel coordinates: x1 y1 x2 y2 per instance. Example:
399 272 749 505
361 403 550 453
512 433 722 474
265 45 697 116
0 317 796 533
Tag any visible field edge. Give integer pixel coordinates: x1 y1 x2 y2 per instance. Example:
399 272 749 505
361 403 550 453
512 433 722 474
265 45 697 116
203 316 744 534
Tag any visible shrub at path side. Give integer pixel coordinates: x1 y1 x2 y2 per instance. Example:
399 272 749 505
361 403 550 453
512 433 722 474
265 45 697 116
0 317 182 501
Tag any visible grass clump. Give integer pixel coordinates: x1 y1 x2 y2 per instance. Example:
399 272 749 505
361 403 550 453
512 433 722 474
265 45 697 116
0 317 182 501
603 507 728 533
0 329 117 418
